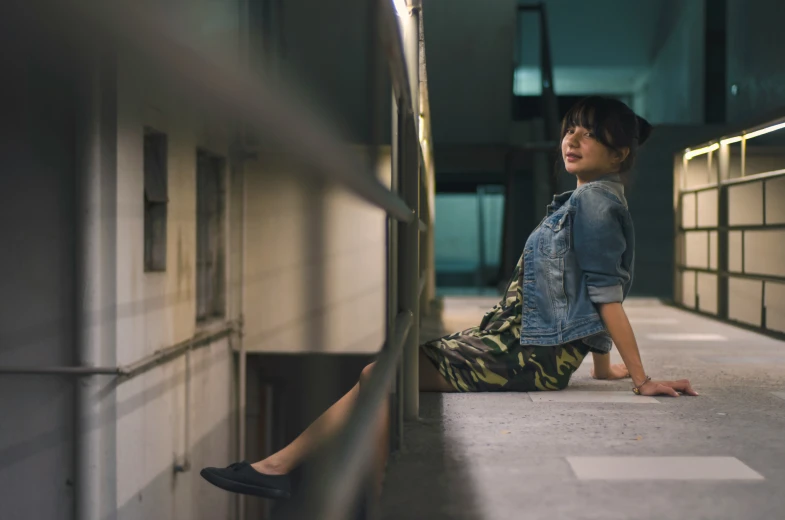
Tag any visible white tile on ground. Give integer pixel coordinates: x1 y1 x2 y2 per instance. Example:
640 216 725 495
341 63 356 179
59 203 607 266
699 356 785 365
772 391 785 400
628 318 679 324
528 391 659 404
567 457 765 481
647 333 727 341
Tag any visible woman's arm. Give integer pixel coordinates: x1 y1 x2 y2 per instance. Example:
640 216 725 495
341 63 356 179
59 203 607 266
597 302 698 397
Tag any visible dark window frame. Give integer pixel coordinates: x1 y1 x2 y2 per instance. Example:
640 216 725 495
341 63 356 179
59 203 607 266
144 128 168 272
196 149 227 323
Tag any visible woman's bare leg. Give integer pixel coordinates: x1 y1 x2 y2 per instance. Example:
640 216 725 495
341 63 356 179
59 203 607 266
419 348 456 392
252 347 454 477
252 376 365 475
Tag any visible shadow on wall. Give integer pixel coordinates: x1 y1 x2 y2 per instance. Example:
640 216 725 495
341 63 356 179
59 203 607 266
625 124 731 299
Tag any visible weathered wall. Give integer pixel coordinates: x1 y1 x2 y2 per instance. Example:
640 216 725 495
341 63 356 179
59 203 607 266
111 3 244 517
5 1 406 518
0 2 246 518
113 51 238 520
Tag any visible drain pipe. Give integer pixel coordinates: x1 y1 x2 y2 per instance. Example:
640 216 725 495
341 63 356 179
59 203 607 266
74 52 118 520
238 157 248 520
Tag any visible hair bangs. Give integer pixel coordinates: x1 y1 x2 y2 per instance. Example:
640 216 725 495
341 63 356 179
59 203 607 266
561 98 616 151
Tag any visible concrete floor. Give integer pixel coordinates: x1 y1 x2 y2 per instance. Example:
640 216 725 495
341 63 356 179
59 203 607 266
380 298 785 520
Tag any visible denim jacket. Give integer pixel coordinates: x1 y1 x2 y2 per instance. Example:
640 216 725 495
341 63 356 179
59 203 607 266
519 174 635 353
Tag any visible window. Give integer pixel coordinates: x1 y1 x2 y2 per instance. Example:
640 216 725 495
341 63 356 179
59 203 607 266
144 129 168 272
196 150 226 322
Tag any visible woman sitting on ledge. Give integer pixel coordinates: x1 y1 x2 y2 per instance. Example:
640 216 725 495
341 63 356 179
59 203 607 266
200 95 698 500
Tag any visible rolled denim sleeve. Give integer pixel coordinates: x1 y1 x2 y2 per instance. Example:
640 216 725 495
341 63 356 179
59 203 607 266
572 187 630 304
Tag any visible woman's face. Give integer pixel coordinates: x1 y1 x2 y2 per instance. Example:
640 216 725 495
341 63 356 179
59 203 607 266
561 125 627 180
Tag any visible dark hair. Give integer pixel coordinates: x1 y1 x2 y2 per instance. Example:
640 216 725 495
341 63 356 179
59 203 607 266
560 96 653 174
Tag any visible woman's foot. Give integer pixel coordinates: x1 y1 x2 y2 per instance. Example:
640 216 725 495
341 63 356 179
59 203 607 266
200 461 293 499
591 363 630 380
251 459 288 476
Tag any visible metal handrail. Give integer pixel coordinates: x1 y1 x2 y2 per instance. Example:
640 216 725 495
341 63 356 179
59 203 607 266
379 0 416 118
280 311 413 520
39 0 416 224
679 168 785 193
676 266 785 284
0 322 236 378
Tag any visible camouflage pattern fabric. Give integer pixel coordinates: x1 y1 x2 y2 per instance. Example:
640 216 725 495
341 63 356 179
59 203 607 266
421 254 590 392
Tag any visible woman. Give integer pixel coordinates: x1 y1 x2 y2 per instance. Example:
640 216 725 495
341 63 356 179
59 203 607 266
200 96 698 500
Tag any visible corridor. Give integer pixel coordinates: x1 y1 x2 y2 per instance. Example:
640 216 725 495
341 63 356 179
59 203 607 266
3 0 785 519
381 298 785 520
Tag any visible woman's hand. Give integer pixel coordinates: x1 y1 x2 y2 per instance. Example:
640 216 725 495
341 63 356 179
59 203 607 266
638 379 699 397
591 363 630 380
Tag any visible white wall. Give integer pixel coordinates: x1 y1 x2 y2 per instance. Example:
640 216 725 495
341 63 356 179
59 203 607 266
634 0 705 124
241 149 389 354
108 2 245 517
112 42 241 520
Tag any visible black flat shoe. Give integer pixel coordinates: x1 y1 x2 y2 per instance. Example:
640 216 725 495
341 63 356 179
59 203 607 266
200 461 292 499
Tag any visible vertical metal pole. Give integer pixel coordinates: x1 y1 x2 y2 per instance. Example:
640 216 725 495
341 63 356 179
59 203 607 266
237 159 247 520
673 154 682 305
401 3 420 422
476 186 487 290
390 93 403 451
75 52 117 520
537 5 559 143
417 10 436 310
741 137 747 177
536 4 561 195
717 145 729 320
235 17 251 514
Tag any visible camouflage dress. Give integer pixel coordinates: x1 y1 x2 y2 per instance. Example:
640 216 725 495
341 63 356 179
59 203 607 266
421 254 591 392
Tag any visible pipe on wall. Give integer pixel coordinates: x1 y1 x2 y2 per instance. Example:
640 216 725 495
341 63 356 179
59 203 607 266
74 51 118 520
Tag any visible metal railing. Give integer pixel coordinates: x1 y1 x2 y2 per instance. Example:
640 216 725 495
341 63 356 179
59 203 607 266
0 321 237 378
8 1 435 519
674 116 785 339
